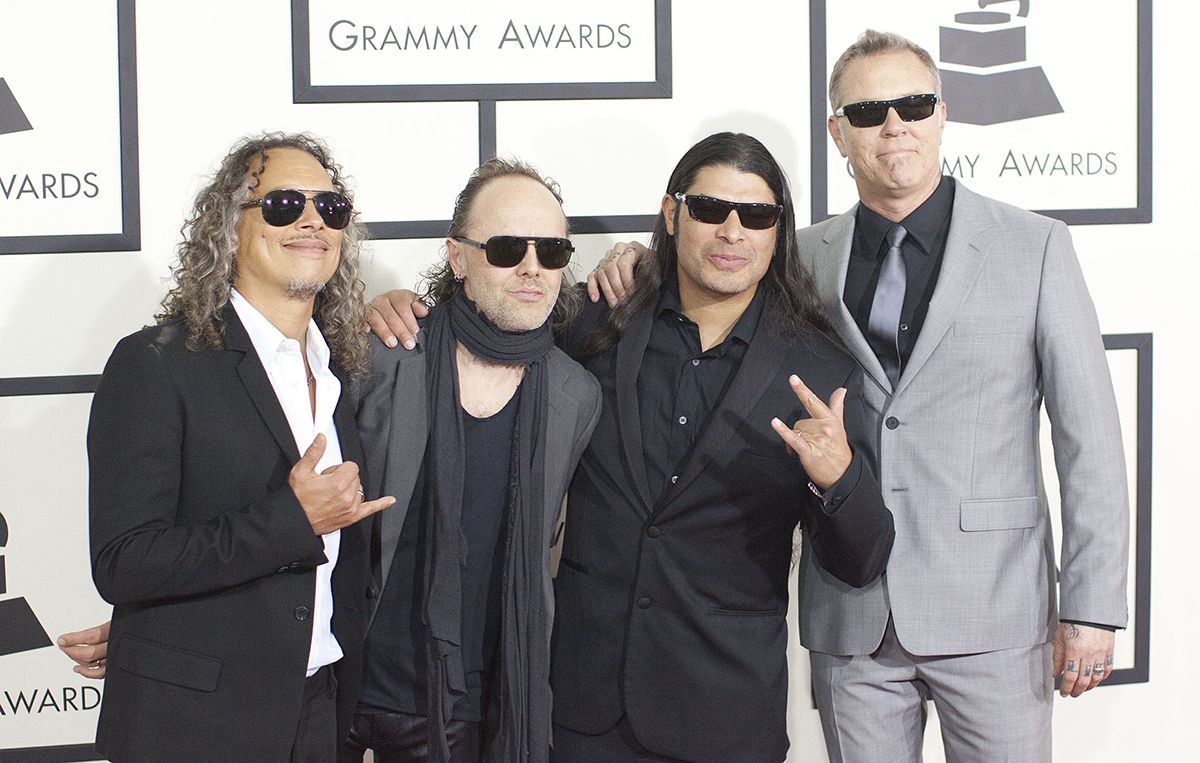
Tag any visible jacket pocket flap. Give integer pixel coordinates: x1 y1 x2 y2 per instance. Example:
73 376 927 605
960 497 1040 531
117 635 222 692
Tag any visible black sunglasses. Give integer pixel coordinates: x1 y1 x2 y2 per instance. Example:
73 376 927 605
453 235 574 269
835 93 940 128
673 193 783 230
240 188 353 230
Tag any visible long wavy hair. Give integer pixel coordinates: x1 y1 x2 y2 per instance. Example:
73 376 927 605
587 132 836 355
420 157 582 332
156 132 371 376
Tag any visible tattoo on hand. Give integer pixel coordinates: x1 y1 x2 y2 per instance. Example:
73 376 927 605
1065 623 1080 639
1106 655 1114 666
1066 660 1077 672
1083 665 1092 677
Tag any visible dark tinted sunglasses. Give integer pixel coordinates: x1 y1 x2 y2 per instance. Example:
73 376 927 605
453 235 574 269
673 193 783 230
240 189 353 230
835 93 940 128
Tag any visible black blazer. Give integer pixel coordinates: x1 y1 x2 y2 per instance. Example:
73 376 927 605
550 296 894 762
88 308 369 761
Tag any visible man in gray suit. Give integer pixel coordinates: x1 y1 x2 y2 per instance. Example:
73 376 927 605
345 158 601 762
794 30 1129 761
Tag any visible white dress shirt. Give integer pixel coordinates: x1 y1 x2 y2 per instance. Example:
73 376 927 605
230 289 344 677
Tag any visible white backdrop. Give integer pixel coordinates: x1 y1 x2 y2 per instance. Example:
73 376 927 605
0 1 1192 760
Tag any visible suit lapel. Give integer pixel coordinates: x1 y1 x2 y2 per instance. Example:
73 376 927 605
816 210 892 392
657 297 787 508
222 307 301 463
615 303 656 514
377 346 429 595
893 186 993 395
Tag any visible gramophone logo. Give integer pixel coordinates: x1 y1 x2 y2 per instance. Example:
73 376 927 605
938 0 1062 125
0 78 34 135
0 510 53 657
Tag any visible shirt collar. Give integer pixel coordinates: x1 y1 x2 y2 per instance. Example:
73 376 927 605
229 288 332 373
854 175 955 259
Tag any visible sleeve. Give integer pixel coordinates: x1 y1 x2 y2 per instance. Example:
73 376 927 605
1036 220 1130 627
800 366 895 588
88 335 325 605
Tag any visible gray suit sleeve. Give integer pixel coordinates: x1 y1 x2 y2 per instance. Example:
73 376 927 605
1037 220 1129 627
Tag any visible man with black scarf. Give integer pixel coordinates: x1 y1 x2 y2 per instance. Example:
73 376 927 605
344 158 601 763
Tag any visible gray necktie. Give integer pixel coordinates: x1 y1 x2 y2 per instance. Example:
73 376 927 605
867 224 908 388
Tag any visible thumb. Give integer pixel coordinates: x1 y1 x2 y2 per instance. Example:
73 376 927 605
829 387 847 423
298 433 327 471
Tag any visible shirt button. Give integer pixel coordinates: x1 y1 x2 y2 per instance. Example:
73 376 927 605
670 475 679 484
885 417 899 430
691 359 700 366
899 323 909 332
678 416 687 425
637 597 652 609
294 606 310 621
646 526 661 538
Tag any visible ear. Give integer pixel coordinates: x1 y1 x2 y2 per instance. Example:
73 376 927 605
828 115 848 158
662 194 678 236
935 99 947 145
446 238 464 279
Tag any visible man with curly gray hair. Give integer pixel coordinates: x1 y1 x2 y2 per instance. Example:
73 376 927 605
86 132 394 761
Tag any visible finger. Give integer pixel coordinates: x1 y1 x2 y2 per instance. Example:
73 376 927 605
828 387 847 423
789 375 831 419
600 261 627 308
298 434 327 472
73 662 106 680
586 269 602 303
616 246 637 288
1058 658 1080 697
57 623 108 649
358 495 397 518
366 296 400 348
770 417 806 457
412 299 430 318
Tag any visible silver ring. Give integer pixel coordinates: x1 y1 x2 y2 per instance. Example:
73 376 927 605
356 488 365 499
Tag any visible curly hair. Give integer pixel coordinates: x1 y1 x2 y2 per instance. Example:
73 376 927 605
156 132 371 376
419 156 582 332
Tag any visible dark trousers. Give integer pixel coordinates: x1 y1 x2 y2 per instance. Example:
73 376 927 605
552 716 693 762
339 709 481 763
291 664 338 763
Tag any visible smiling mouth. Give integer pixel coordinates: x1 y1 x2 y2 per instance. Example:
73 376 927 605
709 253 748 270
283 237 330 254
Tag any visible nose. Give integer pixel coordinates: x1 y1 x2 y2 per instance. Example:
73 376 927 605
294 196 325 230
515 240 543 276
714 210 748 243
880 106 909 136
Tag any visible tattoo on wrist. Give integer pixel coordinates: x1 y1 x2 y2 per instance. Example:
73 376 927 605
1065 623 1080 639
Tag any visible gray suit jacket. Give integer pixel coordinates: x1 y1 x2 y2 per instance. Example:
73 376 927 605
354 333 602 638
797 181 1129 656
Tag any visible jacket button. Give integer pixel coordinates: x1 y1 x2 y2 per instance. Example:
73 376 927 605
646 526 661 538
885 416 899 430
294 606 310 621
637 597 651 609
365 585 378 600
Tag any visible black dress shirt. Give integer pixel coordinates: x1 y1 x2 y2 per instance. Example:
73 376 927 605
637 275 764 502
843 175 955 375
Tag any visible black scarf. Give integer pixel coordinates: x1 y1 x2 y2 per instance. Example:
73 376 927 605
423 289 554 762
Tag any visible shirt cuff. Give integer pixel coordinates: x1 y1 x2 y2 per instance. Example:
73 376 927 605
1060 619 1120 632
809 455 862 515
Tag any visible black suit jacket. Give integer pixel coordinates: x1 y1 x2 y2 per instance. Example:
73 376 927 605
88 307 369 761
550 296 894 762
